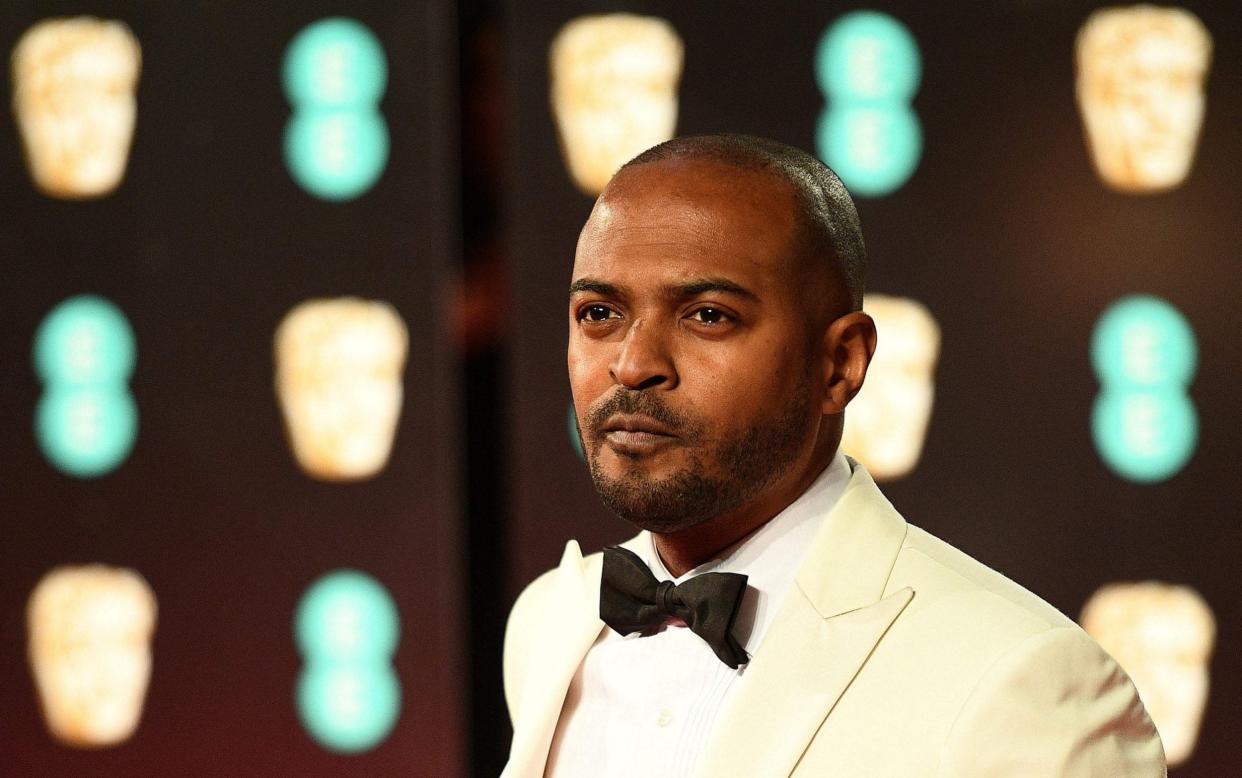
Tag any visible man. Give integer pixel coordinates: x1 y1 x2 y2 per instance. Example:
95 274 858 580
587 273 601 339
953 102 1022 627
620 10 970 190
502 134 1165 777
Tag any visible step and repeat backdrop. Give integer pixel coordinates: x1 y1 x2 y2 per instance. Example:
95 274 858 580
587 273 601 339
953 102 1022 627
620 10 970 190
1 0 1239 775
0 2 463 776
505 1 1240 774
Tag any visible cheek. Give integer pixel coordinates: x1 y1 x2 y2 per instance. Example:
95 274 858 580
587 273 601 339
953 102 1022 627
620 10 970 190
682 341 805 429
701 328 805 386
567 342 609 409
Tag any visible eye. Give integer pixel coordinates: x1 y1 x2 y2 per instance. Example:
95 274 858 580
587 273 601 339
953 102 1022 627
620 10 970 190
687 307 730 325
578 304 618 322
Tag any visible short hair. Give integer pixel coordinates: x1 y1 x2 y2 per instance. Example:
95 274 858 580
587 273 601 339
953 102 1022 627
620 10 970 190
620 133 866 311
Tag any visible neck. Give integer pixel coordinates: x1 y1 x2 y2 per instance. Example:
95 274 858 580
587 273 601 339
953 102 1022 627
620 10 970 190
652 433 839 577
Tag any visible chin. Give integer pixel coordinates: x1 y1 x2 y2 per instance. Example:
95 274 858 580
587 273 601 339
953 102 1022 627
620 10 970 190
592 442 677 474
588 455 749 535
607 500 713 535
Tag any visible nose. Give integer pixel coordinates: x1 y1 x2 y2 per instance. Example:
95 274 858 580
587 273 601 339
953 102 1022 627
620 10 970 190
610 319 676 390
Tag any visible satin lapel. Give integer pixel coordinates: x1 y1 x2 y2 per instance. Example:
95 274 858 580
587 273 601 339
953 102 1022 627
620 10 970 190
692 461 914 778
693 587 912 777
502 541 606 778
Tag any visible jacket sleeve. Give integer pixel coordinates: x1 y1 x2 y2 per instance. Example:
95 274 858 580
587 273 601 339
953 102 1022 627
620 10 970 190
936 625 1167 777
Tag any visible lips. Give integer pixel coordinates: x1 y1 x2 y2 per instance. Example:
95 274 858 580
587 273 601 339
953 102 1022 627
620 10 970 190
600 414 678 454
601 414 676 437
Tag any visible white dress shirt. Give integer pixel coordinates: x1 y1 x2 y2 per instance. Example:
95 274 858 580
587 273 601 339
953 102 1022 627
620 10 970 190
545 452 852 778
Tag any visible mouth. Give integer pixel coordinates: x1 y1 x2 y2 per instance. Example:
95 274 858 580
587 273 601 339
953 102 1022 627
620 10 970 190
600 414 678 454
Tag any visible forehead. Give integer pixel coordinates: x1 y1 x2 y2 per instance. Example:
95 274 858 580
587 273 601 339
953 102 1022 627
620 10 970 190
574 160 802 286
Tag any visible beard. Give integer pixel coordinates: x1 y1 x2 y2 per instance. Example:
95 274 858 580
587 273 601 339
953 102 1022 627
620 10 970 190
580 377 812 534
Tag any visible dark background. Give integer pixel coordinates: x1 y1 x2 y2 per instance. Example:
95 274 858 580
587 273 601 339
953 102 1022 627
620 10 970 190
0 1 1238 776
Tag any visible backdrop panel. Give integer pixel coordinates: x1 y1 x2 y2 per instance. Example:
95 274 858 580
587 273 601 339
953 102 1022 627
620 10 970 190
0 2 464 775
504 3 1241 775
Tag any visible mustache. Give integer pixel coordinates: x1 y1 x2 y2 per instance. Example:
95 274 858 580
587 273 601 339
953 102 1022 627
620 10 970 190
584 390 695 437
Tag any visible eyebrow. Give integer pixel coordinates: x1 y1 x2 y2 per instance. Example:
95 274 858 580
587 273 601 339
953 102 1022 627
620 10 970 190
568 278 617 296
568 276 759 302
672 278 759 302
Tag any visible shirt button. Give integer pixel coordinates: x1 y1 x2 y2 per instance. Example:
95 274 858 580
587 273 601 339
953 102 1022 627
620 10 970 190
656 708 673 728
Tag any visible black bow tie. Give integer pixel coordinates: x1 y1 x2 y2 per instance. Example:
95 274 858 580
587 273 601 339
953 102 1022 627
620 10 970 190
600 546 750 669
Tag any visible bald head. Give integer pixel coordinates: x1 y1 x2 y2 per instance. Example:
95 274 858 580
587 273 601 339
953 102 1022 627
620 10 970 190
614 133 866 312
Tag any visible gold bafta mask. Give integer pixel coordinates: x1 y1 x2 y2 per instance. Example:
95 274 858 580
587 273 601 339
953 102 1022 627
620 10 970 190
275 298 408 481
1080 581 1215 765
841 294 940 480
11 17 142 198
27 565 157 747
1075 6 1212 192
550 14 683 195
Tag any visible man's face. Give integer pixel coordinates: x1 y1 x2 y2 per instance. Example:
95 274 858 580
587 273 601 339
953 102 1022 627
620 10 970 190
568 159 829 533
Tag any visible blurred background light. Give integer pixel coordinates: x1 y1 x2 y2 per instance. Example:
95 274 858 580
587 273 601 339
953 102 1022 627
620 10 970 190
284 109 389 201
549 14 683 195
1075 5 1212 194
283 18 389 201
297 662 402 755
34 294 137 385
567 401 583 461
841 294 940 480
815 10 921 197
11 16 141 199
816 105 921 198
1092 388 1197 483
27 565 157 747
274 298 408 482
1090 295 1197 482
1091 294 1197 387
295 570 401 754
33 295 138 477
282 17 387 108
36 386 139 478
295 570 400 661
1080 581 1215 766
814 10 920 103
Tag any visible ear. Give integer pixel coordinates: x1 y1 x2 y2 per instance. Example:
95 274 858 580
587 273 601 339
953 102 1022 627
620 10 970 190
818 311 876 415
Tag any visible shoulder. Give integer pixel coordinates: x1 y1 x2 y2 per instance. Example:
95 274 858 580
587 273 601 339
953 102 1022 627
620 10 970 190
881 525 1166 774
934 623 1166 775
890 522 1078 639
504 537 619 638
873 520 1102 699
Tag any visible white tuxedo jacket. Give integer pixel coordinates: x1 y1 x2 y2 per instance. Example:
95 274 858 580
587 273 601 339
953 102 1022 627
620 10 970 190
502 461 1166 777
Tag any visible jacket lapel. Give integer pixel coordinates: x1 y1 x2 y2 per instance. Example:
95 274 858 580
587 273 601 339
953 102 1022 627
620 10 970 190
502 541 606 778
692 462 914 778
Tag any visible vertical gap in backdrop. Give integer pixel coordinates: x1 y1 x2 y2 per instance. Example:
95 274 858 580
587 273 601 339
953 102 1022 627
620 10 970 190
458 0 511 774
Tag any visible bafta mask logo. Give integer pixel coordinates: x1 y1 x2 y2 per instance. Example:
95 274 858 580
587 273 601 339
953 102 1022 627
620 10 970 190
550 14 683 195
1080 582 1215 765
11 17 141 199
1076 6 1212 193
275 298 408 481
841 294 940 480
27 565 157 747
